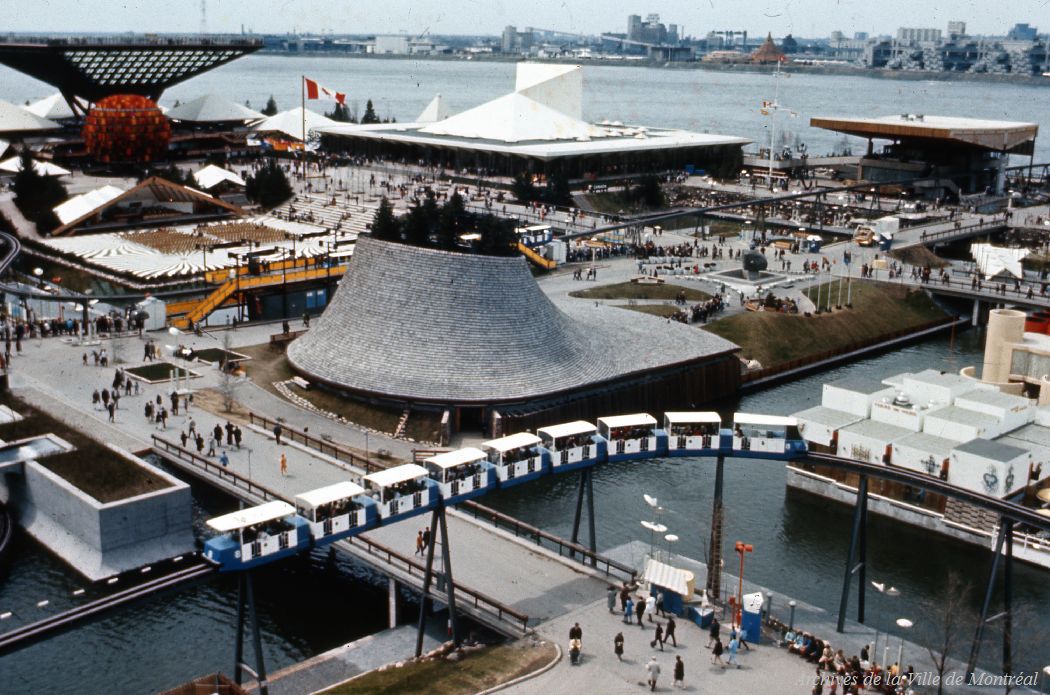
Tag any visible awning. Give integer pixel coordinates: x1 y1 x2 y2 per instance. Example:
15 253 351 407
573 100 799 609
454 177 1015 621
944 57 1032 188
642 558 694 596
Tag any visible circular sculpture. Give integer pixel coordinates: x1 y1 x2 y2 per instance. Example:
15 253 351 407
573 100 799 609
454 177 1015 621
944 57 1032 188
82 94 170 163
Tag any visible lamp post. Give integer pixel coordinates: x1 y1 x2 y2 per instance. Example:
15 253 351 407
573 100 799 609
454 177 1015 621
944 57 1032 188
788 599 797 631
895 617 913 683
664 533 678 563
1042 664 1050 694
870 582 900 668
734 541 753 625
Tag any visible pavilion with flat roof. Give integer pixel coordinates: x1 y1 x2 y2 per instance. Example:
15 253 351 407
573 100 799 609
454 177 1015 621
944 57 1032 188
811 114 1039 197
319 63 750 180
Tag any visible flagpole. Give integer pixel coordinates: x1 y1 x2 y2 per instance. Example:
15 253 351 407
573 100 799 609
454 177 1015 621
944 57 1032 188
301 74 306 176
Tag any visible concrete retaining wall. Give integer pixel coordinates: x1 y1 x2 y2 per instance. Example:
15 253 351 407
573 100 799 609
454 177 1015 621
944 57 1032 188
1 443 194 580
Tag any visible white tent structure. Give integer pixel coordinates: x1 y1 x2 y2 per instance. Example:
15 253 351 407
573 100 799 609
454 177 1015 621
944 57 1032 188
0 140 9 159
415 94 451 124
167 94 263 123
193 164 246 190
251 107 336 141
0 100 59 136
54 185 125 226
25 93 84 121
971 242 1029 280
0 156 70 177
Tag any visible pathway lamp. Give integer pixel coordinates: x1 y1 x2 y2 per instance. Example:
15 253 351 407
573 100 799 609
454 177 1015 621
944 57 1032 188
664 533 678 564
870 581 899 668
895 617 913 685
1041 664 1050 694
788 599 797 631
734 541 753 624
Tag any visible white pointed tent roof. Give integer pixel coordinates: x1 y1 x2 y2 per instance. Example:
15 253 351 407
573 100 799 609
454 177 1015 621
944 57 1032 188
0 100 60 135
0 156 70 177
25 93 84 120
416 94 451 123
193 164 246 190
0 140 9 159
54 185 125 225
971 242 1029 280
167 94 264 123
419 63 598 143
251 107 337 141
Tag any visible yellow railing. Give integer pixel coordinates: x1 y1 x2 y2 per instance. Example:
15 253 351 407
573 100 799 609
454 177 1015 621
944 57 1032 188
517 242 556 270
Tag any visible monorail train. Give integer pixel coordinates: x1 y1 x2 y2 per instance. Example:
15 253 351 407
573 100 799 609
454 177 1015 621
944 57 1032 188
203 412 804 571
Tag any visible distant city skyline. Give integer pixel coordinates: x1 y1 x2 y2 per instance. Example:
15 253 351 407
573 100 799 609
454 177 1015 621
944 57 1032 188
7 0 1049 39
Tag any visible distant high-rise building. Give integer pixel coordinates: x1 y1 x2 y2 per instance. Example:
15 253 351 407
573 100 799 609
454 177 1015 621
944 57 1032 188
627 15 642 41
1007 23 1037 41
502 25 517 53
830 30 845 42
897 27 942 43
854 31 869 40
947 21 966 38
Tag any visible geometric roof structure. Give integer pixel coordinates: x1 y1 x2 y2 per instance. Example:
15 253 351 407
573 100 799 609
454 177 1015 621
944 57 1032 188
51 177 244 236
0 155 70 177
514 63 583 119
166 94 263 124
287 236 738 405
811 114 1039 154
420 91 608 143
0 39 262 110
971 242 1029 280
251 107 338 141
415 94 451 124
25 93 85 120
0 100 60 136
193 164 246 190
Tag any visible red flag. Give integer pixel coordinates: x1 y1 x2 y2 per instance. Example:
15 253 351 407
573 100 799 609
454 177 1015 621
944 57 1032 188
304 77 346 104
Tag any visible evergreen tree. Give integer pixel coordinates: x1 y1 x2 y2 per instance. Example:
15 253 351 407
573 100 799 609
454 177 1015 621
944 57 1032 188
478 216 518 257
511 171 538 203
404 202 431 246
361 99 379 124
245 159 292 208
12 148 66 234
436 192 465 250
634 175 665 209
543 171 572 206
262 95 279 116
326 103 355 123
370 197 399 241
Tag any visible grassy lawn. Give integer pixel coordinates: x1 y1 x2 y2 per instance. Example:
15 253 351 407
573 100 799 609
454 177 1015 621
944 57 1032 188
0 393 170 502
618 304 681 319
322 640 557 695
237 343 441 444
570 281 710 301
704 280 949 369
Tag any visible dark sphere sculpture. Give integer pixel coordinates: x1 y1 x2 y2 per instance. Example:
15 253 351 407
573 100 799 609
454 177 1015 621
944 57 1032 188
82 94 170 163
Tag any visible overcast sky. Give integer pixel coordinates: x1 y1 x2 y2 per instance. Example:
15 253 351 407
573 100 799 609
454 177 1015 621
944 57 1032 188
7 0 1049 38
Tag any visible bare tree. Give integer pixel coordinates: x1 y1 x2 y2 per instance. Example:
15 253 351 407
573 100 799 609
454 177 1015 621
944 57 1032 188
217 332 238 413
921 570 975 695
994 604 1047 694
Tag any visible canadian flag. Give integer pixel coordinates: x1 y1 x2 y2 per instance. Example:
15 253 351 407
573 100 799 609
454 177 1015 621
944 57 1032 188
304 77 346 104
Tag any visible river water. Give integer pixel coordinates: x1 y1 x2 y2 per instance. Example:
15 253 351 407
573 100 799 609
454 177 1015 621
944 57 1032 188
0 57 1048 691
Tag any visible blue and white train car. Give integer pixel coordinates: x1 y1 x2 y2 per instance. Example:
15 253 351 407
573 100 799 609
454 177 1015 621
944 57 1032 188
730 413 806 460
664 412 724 456
423 447 498 504
481 432 547 487
598 413 664 461
363 463 439 521
204 500 310 571
538 420 604 472
294 481 377 546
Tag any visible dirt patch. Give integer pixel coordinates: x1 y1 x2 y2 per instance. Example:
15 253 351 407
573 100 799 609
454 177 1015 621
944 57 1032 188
0 393 170 503
704 280 950 369
618 304 681 319
890 245 950 269
570 281 711 301
321 640 557 695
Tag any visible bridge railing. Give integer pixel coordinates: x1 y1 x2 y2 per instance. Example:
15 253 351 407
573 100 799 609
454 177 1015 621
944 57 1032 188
343 534 530 634
459 500 638 582
247 411 382 473
151 435 282 502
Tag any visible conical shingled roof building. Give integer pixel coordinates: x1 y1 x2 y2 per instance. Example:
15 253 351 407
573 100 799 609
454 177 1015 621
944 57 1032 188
287 237 741 435
751 34 785 64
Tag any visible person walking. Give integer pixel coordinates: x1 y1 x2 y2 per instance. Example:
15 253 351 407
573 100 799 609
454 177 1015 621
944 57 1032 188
195 433 205 454
664 616 677 648
645 594 657 623
707 617 720 648
273 423 283 445
607 586 617 613
569 622 582 648
279 452 288 476
614 632 624 662
180 430 189 448
727 634 740 669
653 623 664 652
207 435 217 457
415 530 424 556
219 451 230 468
233 426 242 449
646 656 661 692
107 401 115 423
711 638 726 668
92 389 101 410
673 655 684 688
422 526 431 551
624 596 634 624
635 596 646 629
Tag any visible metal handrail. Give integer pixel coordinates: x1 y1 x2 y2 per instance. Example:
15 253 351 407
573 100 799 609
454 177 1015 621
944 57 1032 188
151 436 281 502
460 500 637 582
247 412 381 473
344 534 530 634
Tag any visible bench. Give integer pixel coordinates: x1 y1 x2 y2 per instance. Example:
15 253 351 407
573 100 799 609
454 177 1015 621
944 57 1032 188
270 329 307 346
290 376 310 390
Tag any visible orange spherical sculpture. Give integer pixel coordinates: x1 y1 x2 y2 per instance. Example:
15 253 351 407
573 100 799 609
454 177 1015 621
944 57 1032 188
82 94 171 163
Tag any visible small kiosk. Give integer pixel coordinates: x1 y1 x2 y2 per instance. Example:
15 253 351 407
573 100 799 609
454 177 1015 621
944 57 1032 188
598 413 662 461
481 431 546 486
294 481 376 544
740 591 765 645
731 413 806 459
423 447 497 504
537 420 602 472
363 463 438 520
204 500 309 571
663 412 724 456
641 557 696 617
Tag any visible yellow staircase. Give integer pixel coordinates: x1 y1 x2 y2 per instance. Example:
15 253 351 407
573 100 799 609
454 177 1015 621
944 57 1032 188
517 242 556 270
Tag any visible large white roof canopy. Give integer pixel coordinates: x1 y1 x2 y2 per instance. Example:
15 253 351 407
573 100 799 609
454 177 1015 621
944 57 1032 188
207 500 296 533
0 100 59 135
25 93 84 120
54 185 125 225
971 242 1029 280
0 156 70 177
252 107 337 141
167 93 263 123
194 164 246 190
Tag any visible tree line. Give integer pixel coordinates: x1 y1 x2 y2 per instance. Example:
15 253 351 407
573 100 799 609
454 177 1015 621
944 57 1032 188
370 192 518 257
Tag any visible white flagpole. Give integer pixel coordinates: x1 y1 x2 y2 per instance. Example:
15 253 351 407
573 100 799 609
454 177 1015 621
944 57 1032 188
301 75 306 145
